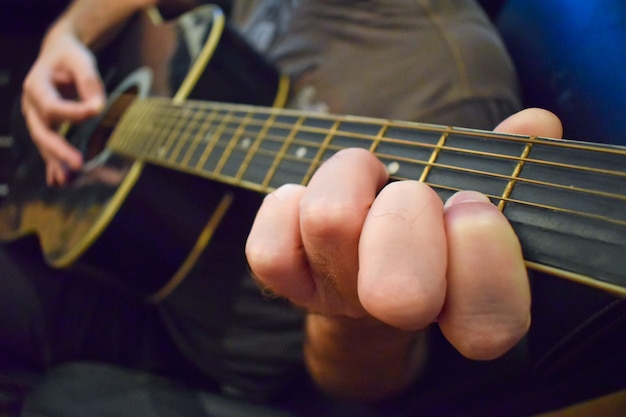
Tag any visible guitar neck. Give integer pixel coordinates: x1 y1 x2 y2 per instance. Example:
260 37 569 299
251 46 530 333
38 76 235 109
108 97 626 296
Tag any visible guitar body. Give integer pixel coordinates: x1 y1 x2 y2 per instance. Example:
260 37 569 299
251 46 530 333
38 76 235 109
0 6 287 299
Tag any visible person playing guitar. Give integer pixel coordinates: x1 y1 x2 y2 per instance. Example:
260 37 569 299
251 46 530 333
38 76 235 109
3 0 624 416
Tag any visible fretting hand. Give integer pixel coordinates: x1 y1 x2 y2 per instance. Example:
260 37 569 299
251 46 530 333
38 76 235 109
246 108 563 398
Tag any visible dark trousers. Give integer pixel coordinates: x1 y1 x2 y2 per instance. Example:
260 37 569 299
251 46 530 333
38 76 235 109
0 239 205 381
2 239 625 417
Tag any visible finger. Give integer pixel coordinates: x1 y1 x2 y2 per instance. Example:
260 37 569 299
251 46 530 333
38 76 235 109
24 103 83 168
358 181 447 330
438 191 530 360
299 148 388 316
70 48 106 113
46 161 69 187
24 73 96 126
246 184 315 305
41 76 103 122
23 48 105 125
495 108 563 138
51 67 74 86
23 104 83 185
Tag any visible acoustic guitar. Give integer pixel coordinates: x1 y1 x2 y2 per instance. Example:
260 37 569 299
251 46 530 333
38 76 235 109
1 5 625 302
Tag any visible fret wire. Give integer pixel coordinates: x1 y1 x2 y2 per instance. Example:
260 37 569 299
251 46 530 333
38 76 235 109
257 116 504 144
167 103 205 164
110 101 150 154
380 152 626 203
134 101 165 156
144 101 180 159
161 103 192 161
260 115 306 189
419 130 449 183
302 119 342 186
253 112 279 189
235 111 283 182
312 121 626 162
179 105 221 167
213 111 254 175
235 113 276 180
498 136 537 211
139 101 165 156
256 147 317 169
369 122 390 153
332 127 626 179
362 112 626 158
116 100 146 152
514 150 626 178
372 144 626 202
464 129 626 157
194 109 235 172
420 181 626 227
158 107 188 161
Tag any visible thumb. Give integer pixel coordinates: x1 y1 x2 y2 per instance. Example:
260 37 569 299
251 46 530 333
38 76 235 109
71 47 106 114
494 108 563 139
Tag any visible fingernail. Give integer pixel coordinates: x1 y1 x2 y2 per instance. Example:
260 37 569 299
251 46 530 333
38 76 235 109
444 190 492 209
268 184 298 202
88 96 105 111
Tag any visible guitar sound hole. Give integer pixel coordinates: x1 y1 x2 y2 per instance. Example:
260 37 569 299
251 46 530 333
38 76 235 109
84 88 139 163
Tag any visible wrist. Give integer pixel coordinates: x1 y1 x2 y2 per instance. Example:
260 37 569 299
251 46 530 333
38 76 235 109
304 314 429 401
49 0 158 49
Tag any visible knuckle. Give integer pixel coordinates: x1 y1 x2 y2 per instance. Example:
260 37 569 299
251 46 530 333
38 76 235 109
264 184 304 205
22 70 37 92
38 105 54 122
300 198 360 238
245 241 286 281
245 241 271 272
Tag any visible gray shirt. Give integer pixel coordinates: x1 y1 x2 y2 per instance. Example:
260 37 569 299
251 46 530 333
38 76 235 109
232 0 520 129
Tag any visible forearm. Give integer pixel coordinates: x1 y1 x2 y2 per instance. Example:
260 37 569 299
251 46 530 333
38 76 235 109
45 0 158 49
304 314 428 401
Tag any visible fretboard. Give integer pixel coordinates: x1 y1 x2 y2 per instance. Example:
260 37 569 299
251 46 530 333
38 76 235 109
108 97 626 296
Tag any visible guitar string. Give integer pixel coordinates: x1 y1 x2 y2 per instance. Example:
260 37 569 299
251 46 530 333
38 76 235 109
152 100 626 191
115 100 626 227
145 101 626 189
208 124 626 201
160 98 626 177
123 99 626 194
177 97 626 156
145 97 626 161
110 99 626 225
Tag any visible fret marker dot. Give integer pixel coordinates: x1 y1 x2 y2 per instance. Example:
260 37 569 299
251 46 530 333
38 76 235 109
296 146 308 159
387 161 400 175
157 147 166 157
241 137 252 149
